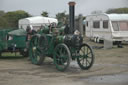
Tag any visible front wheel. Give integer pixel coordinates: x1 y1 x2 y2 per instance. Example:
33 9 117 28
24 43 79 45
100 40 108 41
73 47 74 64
53 44 71 71
77 43 94 70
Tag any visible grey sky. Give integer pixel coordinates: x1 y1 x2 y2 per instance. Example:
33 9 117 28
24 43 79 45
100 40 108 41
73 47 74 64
0 0 128 17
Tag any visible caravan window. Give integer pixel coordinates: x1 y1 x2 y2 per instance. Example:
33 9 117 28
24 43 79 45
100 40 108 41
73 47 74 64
112 21 119 31
119 21 128 31
93 21 100 28
112 21 128 31
103 21 108 29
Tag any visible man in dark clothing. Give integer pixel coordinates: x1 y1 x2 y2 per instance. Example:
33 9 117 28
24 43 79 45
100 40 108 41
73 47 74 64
64 24 69 34
26 26 37 41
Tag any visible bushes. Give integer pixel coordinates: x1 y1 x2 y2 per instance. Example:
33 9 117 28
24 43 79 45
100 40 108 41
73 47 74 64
0 10 30 29
106 8 128 14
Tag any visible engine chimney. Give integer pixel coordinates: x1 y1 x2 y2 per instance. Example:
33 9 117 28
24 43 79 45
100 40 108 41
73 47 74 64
68 1 76 34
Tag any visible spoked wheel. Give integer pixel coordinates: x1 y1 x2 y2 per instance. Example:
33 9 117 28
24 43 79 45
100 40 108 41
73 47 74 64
29 35 45 65
54 44 71 71
77 43 94 70
39 34 48 51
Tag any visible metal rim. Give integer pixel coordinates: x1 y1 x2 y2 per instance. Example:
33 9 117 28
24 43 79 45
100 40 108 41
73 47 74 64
54 44 71 71
39 34 48 51
77 43 94 70
29 35 44 65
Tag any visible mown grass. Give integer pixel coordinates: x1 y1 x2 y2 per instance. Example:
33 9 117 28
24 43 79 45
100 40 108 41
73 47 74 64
0 52 24 59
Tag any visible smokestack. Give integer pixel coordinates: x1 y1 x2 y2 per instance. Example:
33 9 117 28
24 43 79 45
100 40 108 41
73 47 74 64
68 1 76 34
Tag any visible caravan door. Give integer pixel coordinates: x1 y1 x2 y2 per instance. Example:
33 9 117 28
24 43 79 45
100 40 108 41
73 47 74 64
86 20 93 38
88 21 93 38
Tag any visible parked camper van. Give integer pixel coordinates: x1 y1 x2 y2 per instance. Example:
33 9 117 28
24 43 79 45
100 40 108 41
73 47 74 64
85 14 128 43
19 16 58 31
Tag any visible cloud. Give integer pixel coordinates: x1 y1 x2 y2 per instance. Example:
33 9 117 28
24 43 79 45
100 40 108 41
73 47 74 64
0 0 128 16
0 0 4 9
0 0 70 16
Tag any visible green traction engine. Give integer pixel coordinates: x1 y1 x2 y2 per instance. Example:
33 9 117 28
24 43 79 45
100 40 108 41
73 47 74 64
29 2 94 71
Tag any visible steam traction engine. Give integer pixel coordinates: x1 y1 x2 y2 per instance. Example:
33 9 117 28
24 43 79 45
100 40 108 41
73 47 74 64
29 2 94 71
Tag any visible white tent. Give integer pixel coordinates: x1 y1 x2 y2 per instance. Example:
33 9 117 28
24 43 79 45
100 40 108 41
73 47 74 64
18 16 58 31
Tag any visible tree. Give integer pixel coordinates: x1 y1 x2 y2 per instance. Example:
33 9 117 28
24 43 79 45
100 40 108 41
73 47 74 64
41 11 49 17
3 10 30 28
106 8 128 14
0 17 9 28
56 11 69 25
0 10 5 17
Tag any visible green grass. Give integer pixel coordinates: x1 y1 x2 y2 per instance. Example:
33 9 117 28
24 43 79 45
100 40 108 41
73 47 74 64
0 52 25 59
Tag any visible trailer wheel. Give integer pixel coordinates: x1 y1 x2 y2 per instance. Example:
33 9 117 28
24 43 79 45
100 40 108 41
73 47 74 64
20 50 28 57
96 37 99 43
77 43 94 70
94 37 99 43
94 37 97 43
29 35 45 65
54 44 71 71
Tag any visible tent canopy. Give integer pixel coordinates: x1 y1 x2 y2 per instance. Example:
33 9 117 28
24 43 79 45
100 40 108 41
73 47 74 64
8 29 26 36
19 16 58 25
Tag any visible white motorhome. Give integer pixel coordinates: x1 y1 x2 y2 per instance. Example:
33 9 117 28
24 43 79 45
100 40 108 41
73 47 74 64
85 14 128 42
19 16 58 31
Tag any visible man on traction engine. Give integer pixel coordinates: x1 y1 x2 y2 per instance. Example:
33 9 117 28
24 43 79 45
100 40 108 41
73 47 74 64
26 26 37 48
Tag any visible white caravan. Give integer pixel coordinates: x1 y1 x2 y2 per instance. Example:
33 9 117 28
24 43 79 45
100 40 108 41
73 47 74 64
85 14 128 42
19 16 58 31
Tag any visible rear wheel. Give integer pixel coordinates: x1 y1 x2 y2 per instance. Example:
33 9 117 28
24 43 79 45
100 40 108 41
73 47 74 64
77 43 94 70
54 44 71 71
29 35 45 65
39 34 48 51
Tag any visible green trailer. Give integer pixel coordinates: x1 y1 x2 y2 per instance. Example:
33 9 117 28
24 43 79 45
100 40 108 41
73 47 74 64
0 28 28 57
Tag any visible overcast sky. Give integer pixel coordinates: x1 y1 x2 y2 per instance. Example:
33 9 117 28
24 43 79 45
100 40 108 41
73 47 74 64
0 0 128 17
